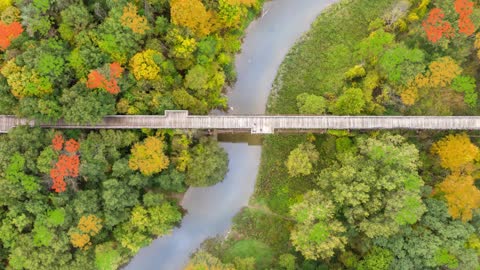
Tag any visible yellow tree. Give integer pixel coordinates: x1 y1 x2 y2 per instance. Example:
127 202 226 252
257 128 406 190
70 232 91 250
70 214 102 250
170 0 214 37
78 215 103 235
120 3 150 34
1 59 52 98
431 133 479 171
428 57 462 88
129 49 162 80
437 173 480 222
129 136 170 176
400 85 419 105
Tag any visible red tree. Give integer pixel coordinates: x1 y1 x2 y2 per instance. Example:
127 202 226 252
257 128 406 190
0 21 23 51
455 0 474 17
50 168 67 193
455 0 475 35
49 136 81 193
423 8 454 43
86 63 124 94
52 134 64 151
65 139 80 153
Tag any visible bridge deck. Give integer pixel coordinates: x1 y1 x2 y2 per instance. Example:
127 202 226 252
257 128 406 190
2 111 480 134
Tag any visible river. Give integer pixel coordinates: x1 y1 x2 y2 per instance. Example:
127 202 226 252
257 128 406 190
125 1 338 269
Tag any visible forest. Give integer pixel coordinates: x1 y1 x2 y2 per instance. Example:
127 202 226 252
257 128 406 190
0 0 259 269
0 0 262 123
190 0 480 269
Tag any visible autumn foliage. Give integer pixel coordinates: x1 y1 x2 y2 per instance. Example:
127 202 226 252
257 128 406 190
52 134 64 151
400 57 462 106
170 0 215 37
422 8 453 43
49 134 80 193
70 214 102 250
423 1 476 43
120 3 150 34
64 139 80 153
129 136 170 176
432 134 480 222
0 21 22 50
455 0 475 35
437 173 480 222
86 62 124 94
431 133 478 171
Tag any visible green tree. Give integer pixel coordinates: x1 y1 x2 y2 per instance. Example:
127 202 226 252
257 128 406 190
290 190 347 260
379 44 426 85
375 198 478 270
316 133 426 238
186 138 228 187
279 253 296 270
286 142 319 177
296 93 327 114
60 83 116 124
330 88 366 115
356 29 395 64
357 247 393 270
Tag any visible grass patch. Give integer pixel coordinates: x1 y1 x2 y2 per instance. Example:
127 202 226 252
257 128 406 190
267 0 397 114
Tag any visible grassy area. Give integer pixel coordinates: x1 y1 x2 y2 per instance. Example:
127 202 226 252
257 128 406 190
267 0 397 114
257 0 397 215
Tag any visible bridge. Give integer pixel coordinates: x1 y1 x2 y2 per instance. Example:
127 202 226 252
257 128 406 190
2 110 480 134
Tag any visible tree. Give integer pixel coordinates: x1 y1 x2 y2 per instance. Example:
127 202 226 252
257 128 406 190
431 133 478 172
279 254 296 270
185 251 235 270
355 29 394 64
290 191 347 260
357 247 393 270
70 214 102 250
286 142 319 177
455 0 475 35
451 75 477 107
120 3 150 35
436 173 480 222
70 232 90 250
129 49 163 80
58 4 92 42
330 88 366 115
379 44 426 85
86 62 124 95
170 0 214 37
0 21 22 50
129 136 170 176
60 83 116 124
77 215 102 235
427 57 462 88
49 136 81 193
36 146 58 174
95 242 123 270
1 59 53 98
375 198 478 270
316 134 425 238
296 93 327 115
186 138 228 186
423 8 453 43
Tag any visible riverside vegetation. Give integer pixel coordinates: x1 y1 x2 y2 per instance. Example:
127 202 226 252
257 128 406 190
191 0 480 269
